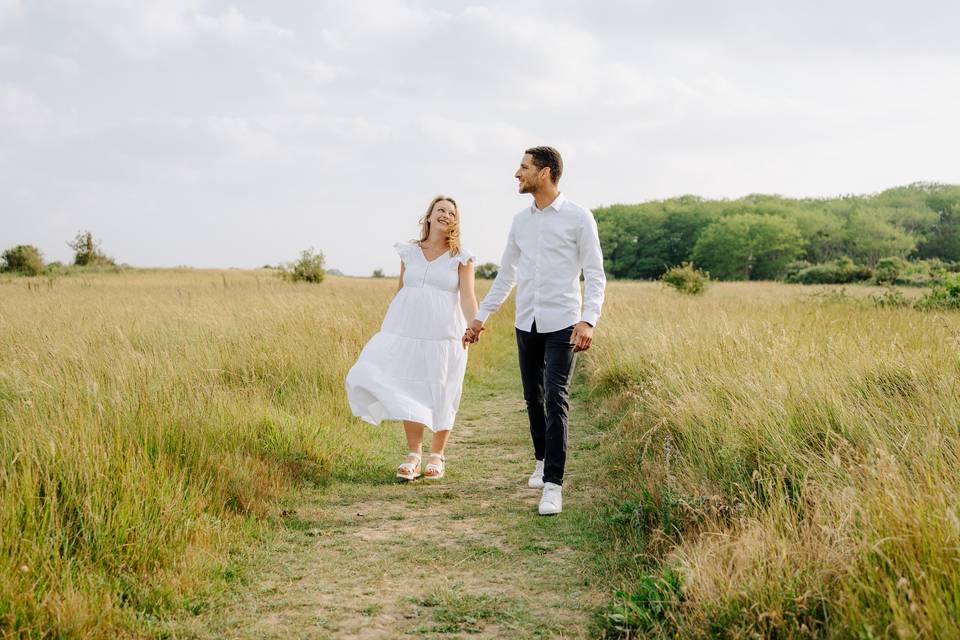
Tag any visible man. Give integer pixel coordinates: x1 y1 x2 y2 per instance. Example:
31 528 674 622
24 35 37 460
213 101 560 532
464 146 606 516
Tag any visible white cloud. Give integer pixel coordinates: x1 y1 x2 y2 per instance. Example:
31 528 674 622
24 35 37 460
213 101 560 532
319 0 450 49
0 0 23 29
193 7 292 42
418 116 529 154
3 1 959 272
53 1 294 58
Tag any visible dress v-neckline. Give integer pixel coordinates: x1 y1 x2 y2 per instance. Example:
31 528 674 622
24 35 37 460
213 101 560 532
419 244 450 264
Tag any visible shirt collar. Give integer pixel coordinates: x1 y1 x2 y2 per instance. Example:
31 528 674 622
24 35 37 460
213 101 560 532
531 192 565 214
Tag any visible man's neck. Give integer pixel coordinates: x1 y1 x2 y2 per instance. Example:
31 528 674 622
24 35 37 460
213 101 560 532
533 187 560 211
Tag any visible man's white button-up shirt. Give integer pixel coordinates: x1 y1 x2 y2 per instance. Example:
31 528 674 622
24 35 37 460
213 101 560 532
475 193 606 333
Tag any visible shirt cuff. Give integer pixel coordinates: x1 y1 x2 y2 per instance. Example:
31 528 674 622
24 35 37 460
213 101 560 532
580 311 599 327
475 309 491 323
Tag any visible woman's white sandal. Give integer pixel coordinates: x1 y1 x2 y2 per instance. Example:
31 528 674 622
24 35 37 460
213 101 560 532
424 453 445 480
396 452 422 481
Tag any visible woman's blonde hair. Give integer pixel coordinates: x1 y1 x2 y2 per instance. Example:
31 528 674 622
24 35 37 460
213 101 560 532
418 195 461 255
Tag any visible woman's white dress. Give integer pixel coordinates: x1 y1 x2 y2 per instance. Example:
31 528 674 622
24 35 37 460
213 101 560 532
346 242 475 432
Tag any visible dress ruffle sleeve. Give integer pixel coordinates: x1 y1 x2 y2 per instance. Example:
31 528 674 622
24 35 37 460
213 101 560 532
455 247 476 265
394 241 416 262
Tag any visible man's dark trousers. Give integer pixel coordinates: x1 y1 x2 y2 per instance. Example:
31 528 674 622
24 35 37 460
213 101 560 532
516 321 577 486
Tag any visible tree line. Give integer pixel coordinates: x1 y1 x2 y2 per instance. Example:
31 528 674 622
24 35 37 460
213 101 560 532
594 182 960 281
1 231 116 276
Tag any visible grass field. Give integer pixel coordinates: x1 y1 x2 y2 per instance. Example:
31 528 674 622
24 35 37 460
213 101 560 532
0 271 480 637
1 272 958 637
586 282 960 637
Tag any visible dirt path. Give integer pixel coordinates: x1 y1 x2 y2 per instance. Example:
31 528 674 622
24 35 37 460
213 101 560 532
169 375 605 639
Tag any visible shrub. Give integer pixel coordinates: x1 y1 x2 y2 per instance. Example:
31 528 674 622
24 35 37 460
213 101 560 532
371 269 385 278
661 262 709 295
874 256 909 284
915 270 960 310
283 248 326 283
1 244 45 275
871 286 910 309
475 262 499 279
68 230 115 266
785 256 873 284
783 260 812 280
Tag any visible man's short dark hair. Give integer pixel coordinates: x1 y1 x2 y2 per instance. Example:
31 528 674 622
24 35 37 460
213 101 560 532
525 146 563 184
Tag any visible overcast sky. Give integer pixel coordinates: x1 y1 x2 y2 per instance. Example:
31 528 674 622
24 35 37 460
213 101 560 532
2 0 958 273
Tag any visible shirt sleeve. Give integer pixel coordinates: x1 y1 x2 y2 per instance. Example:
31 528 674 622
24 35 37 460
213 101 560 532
578 211 606 327
475 220 520 323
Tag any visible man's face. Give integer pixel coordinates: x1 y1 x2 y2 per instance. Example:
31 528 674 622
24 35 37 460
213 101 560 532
515 154 546 194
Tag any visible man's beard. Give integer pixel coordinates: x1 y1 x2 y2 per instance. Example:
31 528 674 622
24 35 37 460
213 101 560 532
519 183 534 194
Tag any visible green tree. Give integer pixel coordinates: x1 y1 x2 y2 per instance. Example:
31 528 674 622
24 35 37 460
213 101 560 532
691 214 804 280
1 245 45 275
917 187 960 261
475 262 499 279
68 230 115 266
843 212 916 265
284 248 325 283
595 197 716 279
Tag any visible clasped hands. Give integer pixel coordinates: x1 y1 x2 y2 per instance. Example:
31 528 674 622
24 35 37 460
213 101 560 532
462 320 594 353
462 319 485 348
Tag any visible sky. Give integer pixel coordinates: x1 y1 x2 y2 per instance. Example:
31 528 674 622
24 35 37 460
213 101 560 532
2 0 959 274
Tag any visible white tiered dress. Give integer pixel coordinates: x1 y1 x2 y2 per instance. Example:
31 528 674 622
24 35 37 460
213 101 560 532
345 242 475 432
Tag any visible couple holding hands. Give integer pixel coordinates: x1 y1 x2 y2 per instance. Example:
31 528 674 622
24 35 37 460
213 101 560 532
346 146 606 515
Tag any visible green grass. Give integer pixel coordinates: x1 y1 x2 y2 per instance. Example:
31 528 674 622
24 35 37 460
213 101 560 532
583 281 960 638
0 271 501 637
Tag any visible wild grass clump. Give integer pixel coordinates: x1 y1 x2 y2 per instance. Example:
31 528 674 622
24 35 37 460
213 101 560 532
660 262 709 295
585 281 960 637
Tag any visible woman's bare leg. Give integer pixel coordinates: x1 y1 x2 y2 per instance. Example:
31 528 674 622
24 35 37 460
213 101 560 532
403 421 425 454
430 429 451 456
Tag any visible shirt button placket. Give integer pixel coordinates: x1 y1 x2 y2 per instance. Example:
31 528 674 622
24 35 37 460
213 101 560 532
534 213 542 327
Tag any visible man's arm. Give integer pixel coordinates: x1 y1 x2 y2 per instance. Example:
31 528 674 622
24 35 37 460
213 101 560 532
569 212 606 353
578 211 606 328
466 220 520 342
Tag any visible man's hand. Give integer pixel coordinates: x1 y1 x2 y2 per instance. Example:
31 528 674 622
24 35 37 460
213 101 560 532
570 321 594 353
462 319 486 348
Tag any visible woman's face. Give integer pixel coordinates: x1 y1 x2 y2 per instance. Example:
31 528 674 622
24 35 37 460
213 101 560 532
429 200 457 230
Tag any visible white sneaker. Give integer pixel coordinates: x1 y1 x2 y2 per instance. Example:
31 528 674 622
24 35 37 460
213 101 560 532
538 482 562 516
527 459 545 488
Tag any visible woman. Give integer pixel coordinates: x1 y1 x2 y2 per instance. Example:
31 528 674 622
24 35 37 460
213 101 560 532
346 195 477 481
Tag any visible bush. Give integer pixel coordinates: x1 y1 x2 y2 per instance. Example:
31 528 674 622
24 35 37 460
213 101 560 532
661 262 709 295
871 286 911 309
1 245 45 275
68 230 115 266
783 260 812 280
916 271 960 310
283 248 326 283
371 269 385 278
874 256 909 284
475 262 499 279
784 256 873 284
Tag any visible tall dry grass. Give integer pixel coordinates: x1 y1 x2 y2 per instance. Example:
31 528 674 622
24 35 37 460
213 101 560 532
0 271 501 637
587 281 960 637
